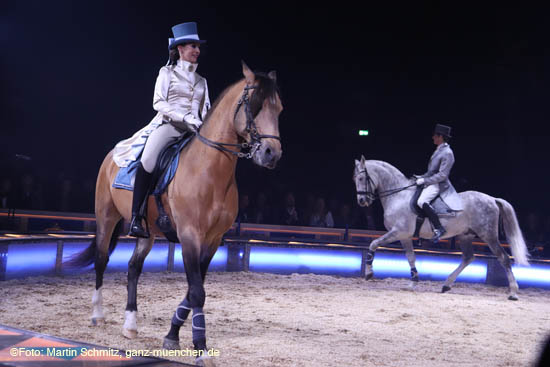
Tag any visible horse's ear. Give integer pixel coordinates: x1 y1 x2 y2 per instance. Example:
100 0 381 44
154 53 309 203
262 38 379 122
355 159 360 166
242 60 255 85
360 155 366 164
268 70 277 82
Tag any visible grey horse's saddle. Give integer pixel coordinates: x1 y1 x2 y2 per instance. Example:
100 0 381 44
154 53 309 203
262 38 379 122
411 186 458 239
411 186 457 217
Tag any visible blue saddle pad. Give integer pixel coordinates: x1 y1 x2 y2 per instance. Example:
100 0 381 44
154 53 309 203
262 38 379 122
112 157 180 196
112 133 193 196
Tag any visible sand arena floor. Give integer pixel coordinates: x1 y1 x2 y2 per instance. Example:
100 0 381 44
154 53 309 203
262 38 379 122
1 271 549 366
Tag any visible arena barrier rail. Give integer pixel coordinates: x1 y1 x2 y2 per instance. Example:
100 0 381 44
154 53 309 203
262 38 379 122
1 209 549 288
1 234 550 289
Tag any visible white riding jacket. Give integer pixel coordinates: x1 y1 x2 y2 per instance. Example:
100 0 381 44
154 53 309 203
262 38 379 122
113 59 210 167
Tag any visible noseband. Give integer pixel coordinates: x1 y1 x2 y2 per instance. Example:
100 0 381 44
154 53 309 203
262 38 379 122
196 84 280 159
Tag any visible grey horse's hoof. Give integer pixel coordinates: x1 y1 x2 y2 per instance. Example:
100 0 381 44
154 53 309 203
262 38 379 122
91 317 105 326
162 337 180 350
508 295 519 301
441 285 451 293
365 273 374 281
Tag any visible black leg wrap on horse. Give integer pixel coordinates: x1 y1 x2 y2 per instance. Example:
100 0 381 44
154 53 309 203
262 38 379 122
411 267 419 281
171 298 191 326
366 249 375 266
192 307 206 350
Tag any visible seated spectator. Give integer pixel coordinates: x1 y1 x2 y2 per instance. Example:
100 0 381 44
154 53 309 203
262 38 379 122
542 215 550 258
278 192 299 226
237 193 251 223
0 177 14 209
334 202 352 229
524 211 544 256
16 173 44 210
300 192 316 226
309 197 334 228
252 191 272 224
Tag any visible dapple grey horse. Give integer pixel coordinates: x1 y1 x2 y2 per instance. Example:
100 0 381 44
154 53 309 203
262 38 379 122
353 156 529 300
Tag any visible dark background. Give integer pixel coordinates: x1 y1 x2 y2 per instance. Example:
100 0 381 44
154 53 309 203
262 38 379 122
1 1 548 226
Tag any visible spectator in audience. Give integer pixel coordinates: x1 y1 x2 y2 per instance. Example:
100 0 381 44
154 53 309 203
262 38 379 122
237 193 251 223
524 211 544 256
78 178 96 213
278 191 299 226
0 177 15 209
334 202 352 229
541 215 550 258
309 197 334 228
301 192 316 226
58 177 75 212
16 173 44 210
252 191 272 224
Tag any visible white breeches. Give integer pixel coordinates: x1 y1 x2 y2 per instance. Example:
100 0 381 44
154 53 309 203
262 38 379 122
140 123 181 173
417 184 440 207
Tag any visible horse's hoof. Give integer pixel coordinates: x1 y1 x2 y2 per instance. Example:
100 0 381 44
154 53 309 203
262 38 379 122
163 337 181 350
195 354 216 367
508 295 519 301
365 273 374 281
122 328 138 339
91 317 105 326
441 285 451 293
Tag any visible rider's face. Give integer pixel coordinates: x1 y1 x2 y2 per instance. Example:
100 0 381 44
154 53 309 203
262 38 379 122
432 134 444 146
178 43 201 63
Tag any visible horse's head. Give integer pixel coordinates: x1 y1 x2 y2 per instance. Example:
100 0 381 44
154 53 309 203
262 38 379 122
234 61 283 169
353 155 377 207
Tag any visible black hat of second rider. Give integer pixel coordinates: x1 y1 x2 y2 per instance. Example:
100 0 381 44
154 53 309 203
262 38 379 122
168 22 206 50
434 123 452 138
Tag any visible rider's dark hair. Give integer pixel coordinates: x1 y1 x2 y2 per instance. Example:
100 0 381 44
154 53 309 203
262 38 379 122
435 134 450 143
168 47 180 66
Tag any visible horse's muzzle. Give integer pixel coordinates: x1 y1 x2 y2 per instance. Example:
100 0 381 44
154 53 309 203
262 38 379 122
357 195 369 207
255 140 282 169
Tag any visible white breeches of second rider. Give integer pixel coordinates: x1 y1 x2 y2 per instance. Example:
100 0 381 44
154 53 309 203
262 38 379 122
417 184 440 207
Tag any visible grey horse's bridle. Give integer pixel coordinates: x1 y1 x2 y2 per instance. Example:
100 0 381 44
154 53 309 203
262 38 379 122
355 166 377 203
195 84 280 159
355 163 416 202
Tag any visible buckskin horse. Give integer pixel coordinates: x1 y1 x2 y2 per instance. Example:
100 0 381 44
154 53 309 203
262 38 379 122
353 156 529 300
67 62 282 366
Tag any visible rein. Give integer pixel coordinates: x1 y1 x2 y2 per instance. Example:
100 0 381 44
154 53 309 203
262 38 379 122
195 84 280 159
355 167 416 202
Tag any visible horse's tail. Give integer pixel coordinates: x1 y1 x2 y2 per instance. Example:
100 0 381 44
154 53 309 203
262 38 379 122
64 220 123 268
495 198 529 266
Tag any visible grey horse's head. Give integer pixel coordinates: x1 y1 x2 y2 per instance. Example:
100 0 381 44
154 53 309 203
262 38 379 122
353 155 376 207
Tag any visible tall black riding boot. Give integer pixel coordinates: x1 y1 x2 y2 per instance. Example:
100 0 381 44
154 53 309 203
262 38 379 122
422 203 446 242
129 163 152 238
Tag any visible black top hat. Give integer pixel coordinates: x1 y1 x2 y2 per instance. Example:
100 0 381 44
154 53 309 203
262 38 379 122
434 123 452 138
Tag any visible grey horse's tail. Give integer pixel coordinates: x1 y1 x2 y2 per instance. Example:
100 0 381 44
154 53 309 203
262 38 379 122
495 198 529 266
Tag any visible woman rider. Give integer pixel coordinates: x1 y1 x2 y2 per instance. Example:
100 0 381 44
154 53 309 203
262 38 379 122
112 22 210 238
